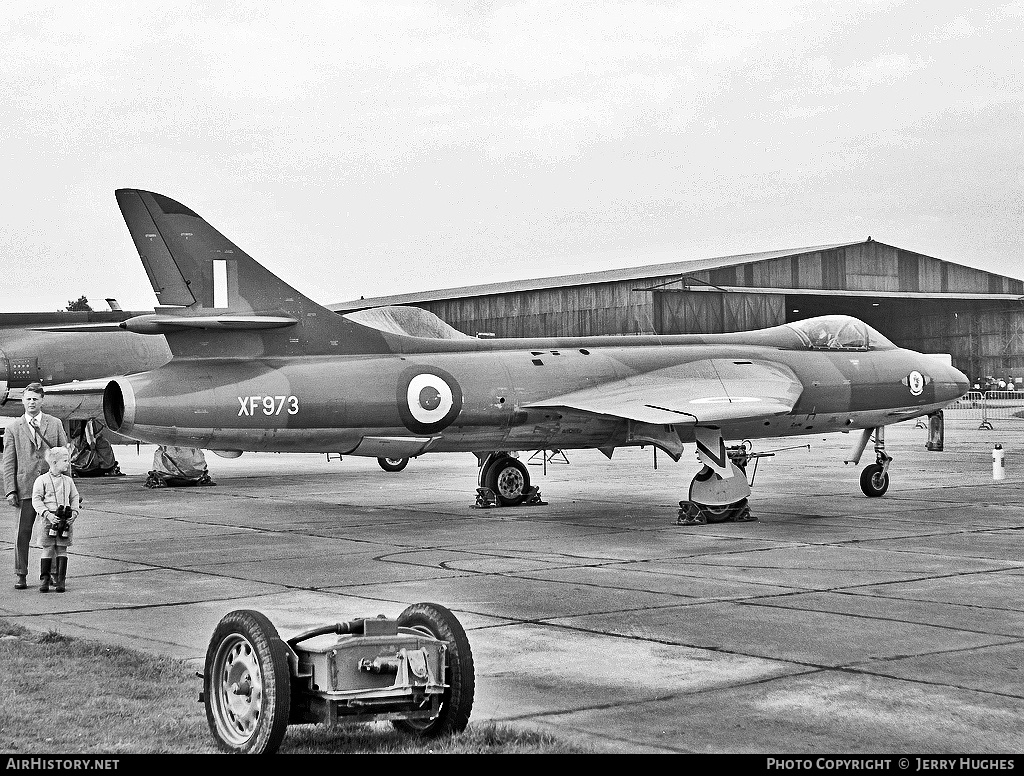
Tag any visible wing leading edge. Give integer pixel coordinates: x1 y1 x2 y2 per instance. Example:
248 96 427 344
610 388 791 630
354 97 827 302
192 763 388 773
524 359 803 425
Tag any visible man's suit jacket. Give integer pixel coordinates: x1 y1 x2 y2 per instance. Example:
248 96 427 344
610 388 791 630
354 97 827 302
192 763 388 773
3 413 68 502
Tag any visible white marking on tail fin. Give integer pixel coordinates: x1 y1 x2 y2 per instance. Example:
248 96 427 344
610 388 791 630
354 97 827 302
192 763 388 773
213 260 228 309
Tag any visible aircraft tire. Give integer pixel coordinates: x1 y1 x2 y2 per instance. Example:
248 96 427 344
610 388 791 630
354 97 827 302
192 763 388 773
204 609 292 754
693 465 716 482
392 603 475 738
378 456 409 472
701 503 736 523
484 456 530 506
859 464 889 497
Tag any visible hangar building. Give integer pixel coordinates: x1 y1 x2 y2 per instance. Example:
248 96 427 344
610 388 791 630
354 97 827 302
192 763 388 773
331 239 1024 382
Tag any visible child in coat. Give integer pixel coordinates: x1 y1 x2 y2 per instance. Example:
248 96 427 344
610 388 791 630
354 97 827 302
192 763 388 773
32 446 80 593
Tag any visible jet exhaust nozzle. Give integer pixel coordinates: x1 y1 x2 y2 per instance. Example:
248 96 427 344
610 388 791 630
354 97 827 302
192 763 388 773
103 377 136 436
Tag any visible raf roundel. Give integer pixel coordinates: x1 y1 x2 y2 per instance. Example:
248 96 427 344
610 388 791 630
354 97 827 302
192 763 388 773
398 368 463 434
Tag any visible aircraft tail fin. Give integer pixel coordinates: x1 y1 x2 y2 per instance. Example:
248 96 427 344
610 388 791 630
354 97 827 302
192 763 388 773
114 189 389 358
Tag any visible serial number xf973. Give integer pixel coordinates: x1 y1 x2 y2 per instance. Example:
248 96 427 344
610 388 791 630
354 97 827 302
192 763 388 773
237 395 300 416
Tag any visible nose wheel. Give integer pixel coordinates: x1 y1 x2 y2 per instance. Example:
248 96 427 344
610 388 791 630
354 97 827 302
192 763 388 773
860 452 892 497
847 426 894 498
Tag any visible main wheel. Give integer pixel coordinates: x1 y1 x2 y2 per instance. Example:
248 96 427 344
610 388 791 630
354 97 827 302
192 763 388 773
204 610 292 754
392 603 475 738
483 456 530 506
378 456 409 472
701 503 736 523
860 463 890 497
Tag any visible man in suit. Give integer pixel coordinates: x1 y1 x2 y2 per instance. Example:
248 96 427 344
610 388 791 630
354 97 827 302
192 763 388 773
3 383 68 590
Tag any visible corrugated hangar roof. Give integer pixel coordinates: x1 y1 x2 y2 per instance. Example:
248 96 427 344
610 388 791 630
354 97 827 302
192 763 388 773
328 240 862 312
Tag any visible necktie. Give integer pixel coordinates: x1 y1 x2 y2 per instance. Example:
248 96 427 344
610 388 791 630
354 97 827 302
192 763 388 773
30 418 42 449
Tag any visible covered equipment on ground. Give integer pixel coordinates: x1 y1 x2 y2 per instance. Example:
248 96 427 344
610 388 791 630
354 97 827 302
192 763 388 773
69 419 122 477
144 445 215 488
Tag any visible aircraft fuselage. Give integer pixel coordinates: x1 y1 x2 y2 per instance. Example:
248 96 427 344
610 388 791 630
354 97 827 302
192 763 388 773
103 336 966 456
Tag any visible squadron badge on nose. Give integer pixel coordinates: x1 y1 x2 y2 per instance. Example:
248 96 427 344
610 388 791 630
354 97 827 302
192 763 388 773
398 367 463 433
904 370 927 396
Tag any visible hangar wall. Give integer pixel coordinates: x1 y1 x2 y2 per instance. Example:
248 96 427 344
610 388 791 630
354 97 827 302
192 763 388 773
424 283 654 339
900 303 1024 382
653 291 787 335
397 240 1024 379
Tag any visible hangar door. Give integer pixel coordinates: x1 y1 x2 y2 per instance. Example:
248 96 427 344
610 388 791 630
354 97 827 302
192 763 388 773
654 291 786 335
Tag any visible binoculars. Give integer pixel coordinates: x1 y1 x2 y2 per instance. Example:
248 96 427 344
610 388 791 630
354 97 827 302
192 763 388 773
48 505 72 538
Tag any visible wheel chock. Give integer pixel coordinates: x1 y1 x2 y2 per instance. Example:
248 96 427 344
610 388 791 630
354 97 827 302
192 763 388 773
473 487 498 508
676 501 707 526
732 502 757 522
521 486 547 506
676 500 757 525
473 486 547 508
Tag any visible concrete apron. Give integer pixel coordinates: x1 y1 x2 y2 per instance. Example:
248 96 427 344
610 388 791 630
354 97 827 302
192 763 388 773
1 418 1022 753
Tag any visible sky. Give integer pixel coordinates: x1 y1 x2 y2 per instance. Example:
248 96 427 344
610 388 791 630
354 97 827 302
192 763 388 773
2 1 1022 313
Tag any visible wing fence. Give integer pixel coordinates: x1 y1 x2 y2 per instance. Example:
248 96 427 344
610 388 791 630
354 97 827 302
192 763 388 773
944 391 1024 429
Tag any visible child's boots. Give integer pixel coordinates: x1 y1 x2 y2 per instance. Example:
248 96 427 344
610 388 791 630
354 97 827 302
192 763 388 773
39 558 51 593
54 557 68 593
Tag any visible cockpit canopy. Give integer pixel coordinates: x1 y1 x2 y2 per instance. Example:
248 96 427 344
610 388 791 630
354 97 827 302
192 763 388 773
787 315 897 351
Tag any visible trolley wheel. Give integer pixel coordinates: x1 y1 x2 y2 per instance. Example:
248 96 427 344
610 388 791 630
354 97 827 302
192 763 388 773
483 456 530 506
860 463 890 497
392 602 475 738
204 609 292 754
378 456 409 472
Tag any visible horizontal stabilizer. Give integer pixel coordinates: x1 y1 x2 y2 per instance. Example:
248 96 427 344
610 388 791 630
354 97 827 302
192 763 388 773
29 323 127 333
118 314 298 335
30 316 297 334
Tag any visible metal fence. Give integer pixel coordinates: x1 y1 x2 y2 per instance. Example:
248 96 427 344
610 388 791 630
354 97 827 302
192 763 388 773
944 391 1024 429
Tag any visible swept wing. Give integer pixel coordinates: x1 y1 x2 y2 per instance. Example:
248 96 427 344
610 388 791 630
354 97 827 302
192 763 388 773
524 358 803 425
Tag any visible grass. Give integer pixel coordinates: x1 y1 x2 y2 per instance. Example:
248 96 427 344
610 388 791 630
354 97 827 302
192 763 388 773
0 619 591 754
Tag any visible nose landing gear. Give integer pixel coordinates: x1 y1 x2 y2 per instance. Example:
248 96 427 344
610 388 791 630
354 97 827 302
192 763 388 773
846 426 893 497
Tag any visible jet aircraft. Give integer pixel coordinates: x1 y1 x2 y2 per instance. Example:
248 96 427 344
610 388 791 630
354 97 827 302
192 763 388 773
0 308 168 404
0 308 170 444
49 189 969 520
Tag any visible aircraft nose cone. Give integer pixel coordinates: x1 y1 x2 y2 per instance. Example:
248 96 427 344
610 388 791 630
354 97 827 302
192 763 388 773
937 364 970 403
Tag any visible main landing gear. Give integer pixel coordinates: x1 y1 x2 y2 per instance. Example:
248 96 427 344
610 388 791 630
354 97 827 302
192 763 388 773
377 456 410 472
677 444 757 526
473 452 547 508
